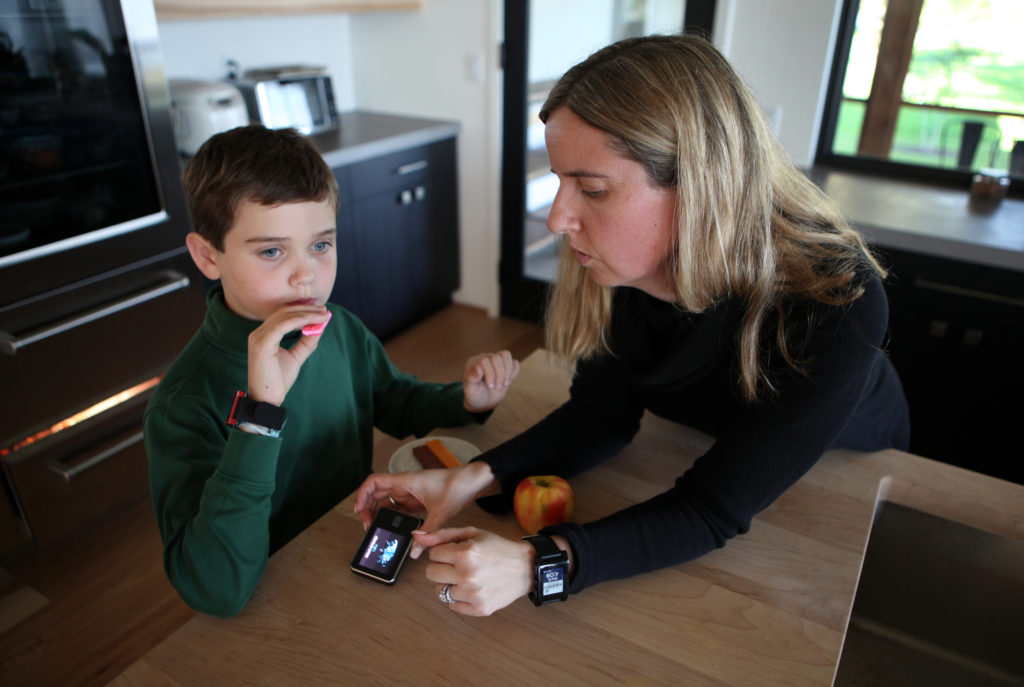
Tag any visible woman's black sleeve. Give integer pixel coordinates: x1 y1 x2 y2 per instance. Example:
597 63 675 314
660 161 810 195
543 279 893 594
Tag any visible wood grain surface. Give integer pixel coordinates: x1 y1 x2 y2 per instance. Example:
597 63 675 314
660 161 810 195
109 350 1024 687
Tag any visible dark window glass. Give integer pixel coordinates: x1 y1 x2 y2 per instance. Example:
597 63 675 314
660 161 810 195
0 0 162 263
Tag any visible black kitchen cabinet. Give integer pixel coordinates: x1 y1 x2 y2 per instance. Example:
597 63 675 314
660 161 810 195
328 136 459 341
879 246 1024 484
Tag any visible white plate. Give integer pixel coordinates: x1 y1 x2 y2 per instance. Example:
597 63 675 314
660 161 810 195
388 436 481 474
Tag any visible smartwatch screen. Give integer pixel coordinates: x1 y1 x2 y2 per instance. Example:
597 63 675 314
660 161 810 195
539 563 566 597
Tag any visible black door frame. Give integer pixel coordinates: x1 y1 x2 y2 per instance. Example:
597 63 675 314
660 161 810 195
498 1 717 323
498 2 538 322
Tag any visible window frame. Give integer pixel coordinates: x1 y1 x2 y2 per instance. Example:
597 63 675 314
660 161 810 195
815 0 1022 197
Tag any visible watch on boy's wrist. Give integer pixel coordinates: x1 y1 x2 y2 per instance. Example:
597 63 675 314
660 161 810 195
523 534 569 606
227 390 287 431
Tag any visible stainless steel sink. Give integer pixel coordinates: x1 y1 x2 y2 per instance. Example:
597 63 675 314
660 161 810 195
834 500 1024 686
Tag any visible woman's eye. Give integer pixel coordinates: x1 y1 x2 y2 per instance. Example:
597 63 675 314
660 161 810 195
313 240 334 253
259 247 281 259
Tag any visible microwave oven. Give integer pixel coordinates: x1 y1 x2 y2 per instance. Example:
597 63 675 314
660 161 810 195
234 66 337 135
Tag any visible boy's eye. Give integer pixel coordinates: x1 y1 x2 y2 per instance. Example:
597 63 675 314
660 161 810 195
580 188 605 198
259 247 281 259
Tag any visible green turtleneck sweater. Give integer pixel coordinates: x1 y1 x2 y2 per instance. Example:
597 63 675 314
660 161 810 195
144 285 480 617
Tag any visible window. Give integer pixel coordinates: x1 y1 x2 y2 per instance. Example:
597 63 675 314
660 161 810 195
817 0 1024 190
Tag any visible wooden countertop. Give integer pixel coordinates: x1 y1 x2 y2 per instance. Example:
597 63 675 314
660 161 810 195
109 350 1024 686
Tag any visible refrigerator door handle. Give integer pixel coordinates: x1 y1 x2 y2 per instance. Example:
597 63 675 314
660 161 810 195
0 271 191 356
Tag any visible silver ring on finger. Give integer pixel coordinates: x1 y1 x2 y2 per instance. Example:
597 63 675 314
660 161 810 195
439 583 454 605
387 495 397 507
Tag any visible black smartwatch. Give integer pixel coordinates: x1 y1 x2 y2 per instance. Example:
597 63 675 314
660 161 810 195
523 534 569 606
227 391 287 432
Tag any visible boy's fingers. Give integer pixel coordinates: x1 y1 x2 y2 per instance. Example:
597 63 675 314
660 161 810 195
479 357 498 388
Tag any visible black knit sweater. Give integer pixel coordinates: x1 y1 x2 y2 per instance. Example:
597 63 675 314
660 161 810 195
474 274 909 593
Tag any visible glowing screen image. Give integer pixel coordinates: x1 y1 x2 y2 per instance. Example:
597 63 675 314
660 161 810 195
359 527 408 574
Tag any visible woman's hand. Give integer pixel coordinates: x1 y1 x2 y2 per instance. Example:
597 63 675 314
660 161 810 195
463 351 520 413
352 461 499 558
416 527 534 617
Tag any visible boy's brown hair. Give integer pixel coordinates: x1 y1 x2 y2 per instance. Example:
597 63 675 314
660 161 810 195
182 125 339 251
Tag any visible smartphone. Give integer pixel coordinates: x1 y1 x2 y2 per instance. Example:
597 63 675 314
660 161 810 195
350 507 423 584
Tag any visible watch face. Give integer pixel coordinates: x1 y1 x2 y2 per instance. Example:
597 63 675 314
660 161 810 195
538 562 566 598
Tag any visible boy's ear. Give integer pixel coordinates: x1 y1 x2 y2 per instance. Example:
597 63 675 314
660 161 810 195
185 232 222 281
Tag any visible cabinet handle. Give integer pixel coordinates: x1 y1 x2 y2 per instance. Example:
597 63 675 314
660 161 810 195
914 278 1024 308
47 428 144 483
0 270 190 356
396 160 428 175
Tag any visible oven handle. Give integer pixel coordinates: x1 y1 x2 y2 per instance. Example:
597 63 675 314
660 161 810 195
0 271 190 356
46 430 144 483
47 428 145 483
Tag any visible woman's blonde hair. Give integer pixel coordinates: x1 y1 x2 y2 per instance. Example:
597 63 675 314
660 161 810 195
539 34 884 401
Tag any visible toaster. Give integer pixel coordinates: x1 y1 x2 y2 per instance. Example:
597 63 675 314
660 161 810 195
233 65 338 135
168 79 250 156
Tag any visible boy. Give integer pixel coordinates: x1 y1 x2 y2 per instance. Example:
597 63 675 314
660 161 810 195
144 125 519 617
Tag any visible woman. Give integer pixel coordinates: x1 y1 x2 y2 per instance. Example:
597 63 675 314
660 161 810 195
353 34 909 617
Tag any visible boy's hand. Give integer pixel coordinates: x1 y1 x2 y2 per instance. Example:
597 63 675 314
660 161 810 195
462 351 519 413
247 305 331 405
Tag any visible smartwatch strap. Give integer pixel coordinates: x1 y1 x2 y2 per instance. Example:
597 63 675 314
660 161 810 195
227 390 287 432
523 534 569 606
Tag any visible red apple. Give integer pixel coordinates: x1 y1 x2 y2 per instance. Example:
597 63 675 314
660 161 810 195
513 475 575 534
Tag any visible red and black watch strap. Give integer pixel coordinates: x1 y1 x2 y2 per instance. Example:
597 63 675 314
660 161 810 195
227 390 287 431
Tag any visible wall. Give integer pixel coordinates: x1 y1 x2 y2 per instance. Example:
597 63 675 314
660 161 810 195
347 0 502 314
713 0 843 167
157 13 357 109
528 0 615 84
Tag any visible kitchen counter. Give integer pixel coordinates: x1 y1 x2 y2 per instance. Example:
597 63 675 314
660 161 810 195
308 110 460 168
108 350 1024 686
809 167 1024 273
808 168 1023 484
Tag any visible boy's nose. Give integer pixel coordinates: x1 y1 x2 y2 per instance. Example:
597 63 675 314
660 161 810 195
289 259 315 286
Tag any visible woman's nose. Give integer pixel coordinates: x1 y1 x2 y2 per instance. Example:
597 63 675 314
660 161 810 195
546 186 578 235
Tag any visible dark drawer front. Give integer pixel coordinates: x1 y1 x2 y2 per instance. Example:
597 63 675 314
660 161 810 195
347 138 455 201
0 475 30 556
0 253 205 447
3 389 152 545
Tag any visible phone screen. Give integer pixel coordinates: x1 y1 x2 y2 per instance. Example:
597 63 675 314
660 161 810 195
351 508 422 584
358 526 409 575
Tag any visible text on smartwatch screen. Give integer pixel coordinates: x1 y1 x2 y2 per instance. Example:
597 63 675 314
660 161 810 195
542 566 565 596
